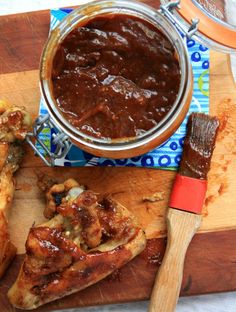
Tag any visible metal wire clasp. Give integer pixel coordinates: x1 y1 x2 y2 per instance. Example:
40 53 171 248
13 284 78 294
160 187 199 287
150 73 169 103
159 1 199 39
26 115 71 166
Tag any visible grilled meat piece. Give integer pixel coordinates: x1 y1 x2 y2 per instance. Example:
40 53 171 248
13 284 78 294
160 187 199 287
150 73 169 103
8 178 146 309
0 100 32 278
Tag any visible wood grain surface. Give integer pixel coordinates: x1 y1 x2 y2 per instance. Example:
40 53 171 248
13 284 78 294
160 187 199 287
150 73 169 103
0 1 236 311
1 230 236 312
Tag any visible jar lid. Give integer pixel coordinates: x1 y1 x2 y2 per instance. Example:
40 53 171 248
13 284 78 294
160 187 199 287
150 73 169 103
161 0 236 53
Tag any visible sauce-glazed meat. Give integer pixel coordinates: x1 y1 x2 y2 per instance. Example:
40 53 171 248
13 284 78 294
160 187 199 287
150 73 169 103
0 100 32 279
8 177 146 310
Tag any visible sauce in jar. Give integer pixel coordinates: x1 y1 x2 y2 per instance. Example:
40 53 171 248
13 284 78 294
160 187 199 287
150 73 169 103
52 14 181 139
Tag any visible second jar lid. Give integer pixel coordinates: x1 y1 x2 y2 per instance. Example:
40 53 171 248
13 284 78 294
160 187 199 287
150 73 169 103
161 0 236 53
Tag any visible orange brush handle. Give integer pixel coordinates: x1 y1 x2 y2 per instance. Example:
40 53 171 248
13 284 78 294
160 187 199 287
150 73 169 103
169 174 207 214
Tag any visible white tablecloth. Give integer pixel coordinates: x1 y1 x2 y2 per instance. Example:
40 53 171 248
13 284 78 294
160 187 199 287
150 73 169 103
0 0 235 311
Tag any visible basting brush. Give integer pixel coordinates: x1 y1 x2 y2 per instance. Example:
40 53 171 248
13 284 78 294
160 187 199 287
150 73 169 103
148 113 220 312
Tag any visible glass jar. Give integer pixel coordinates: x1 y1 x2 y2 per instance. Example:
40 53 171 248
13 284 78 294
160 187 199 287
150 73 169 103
39 0 192 159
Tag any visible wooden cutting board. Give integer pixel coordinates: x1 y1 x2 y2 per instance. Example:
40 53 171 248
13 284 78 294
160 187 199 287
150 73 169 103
0 1 236 311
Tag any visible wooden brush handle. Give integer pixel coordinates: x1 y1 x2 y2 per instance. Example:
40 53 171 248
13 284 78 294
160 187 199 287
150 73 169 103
148 208 202 312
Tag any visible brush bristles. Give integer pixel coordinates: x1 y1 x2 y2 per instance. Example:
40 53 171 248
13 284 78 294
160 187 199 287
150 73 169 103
179 113 219 180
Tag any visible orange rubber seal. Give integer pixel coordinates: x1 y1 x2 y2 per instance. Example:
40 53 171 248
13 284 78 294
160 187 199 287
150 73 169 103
178 0 236 49
169 174 207 214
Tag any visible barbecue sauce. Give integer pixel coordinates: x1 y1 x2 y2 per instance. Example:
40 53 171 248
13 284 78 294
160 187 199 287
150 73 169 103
52 14 181 139
179 113 220 179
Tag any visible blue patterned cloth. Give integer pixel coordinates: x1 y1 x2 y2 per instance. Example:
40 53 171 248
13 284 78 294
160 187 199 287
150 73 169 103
39 8 209 169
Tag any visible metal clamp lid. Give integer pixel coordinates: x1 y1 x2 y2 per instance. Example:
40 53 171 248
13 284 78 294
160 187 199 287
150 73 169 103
160 0 236 53
160 1 199 39
26 115 71 166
